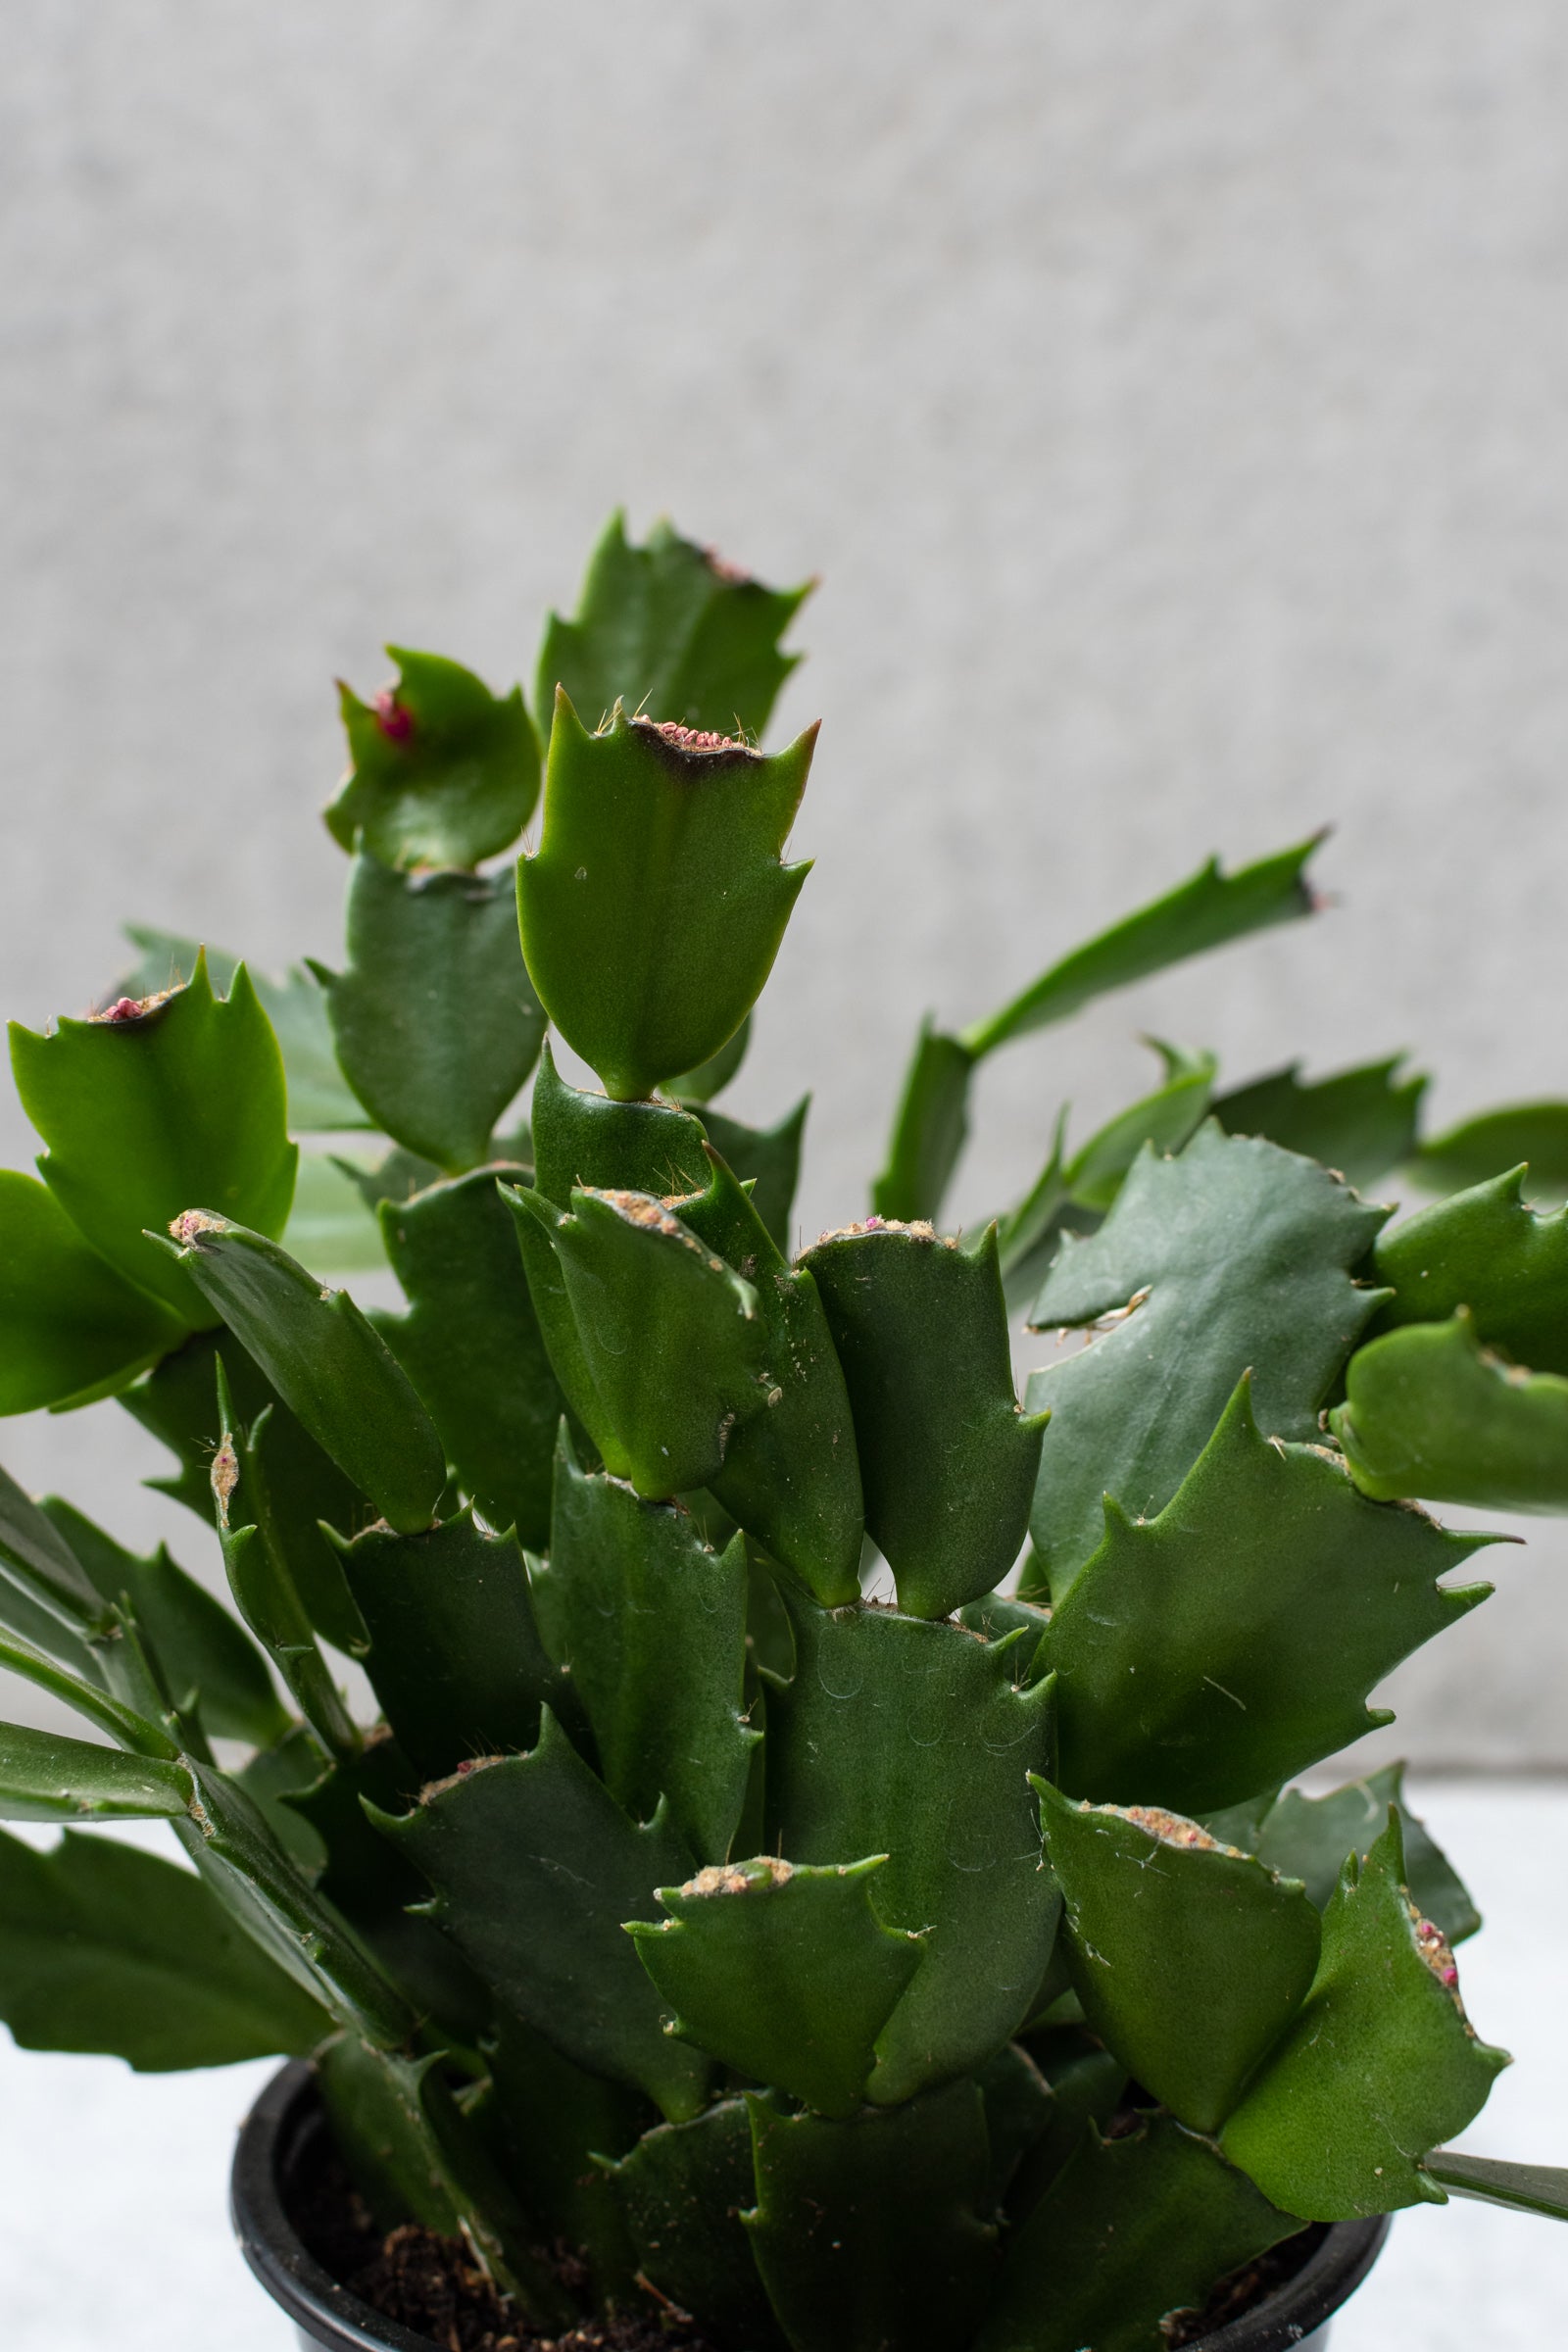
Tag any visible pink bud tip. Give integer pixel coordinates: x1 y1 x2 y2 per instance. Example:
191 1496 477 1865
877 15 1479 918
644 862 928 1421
101 997 145 1024
1442 1966 1458 1985
373 689 414 742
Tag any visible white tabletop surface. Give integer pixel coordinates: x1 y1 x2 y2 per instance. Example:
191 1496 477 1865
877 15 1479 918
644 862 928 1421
2 1780 1567 2351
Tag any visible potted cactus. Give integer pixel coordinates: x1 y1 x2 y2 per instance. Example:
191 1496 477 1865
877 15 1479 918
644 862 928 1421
2 514 1567 2352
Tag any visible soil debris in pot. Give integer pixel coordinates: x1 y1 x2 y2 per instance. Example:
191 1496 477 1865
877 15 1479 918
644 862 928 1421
351 2224 719 2352
288 2112 1317 2352
288 2130 717 2352
288 2132 380 2283
353 2225 514 2350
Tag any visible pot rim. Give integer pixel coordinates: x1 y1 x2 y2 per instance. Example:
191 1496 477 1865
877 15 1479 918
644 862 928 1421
232 2060 438 2352
232 2060 1391 2352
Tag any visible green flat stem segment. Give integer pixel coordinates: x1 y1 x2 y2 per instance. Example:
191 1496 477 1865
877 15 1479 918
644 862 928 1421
42 1496 287 1750
318 2034 573 2324
745 1545 797 1682
879 832 1306 1232
120 1329 374 1644
532 1434 755 1860
339 1510 565 1784
503 1184 624 1467
745 2082 997 2352
1005 2033 1126 2221
340 1143 446 1219
211 1362 361 1759
996 1044 1218 1300
973 2116 1302 2352
0 1171 186 1413
871 1023 976 1224
327 649 540 871
117 927 368 1134
629 1854 923 2118
317 858 545 1173
0 1826 326 2069
1036 1782 1321 2134
379 1709 710 2120
1024 1123 1391 1601
122 1326 371 1674
1422 2149 1568 2221
173 1756 416 2052
1235 1766 1480 1945
89 1610 185 1753
995 1113 1073 1300
608 2096 783 2350
0 1624 178 1763
1408 1102 1568 1205
696 1098 809 1252
0 1721 189 1820
233 1725 329 1872
1055 1051 1216 1218
800 1221 1043 1619
1041 1377 1493 1816
165 1214 446 1535
1221 1818 1509 2218
215 1351 369 1656
284 1740 494 2049
673 1152 862 1603
373 1166 564 1552
961 837 1322 1060
10 954 297 1326
282 1153 388 1275
316 2035 470 2235
487 2018 650 2306
517 698 812 1101
0 1460 112 1634
975 2040 1056 2207
1213 1055 1426 1191
507 1183 770 1498
216 1515 355 1757
535 512 809 746
0 1549 107 1692
531 1043 710 1205
956 1593 1052 1681
1372 1167 1568 1373
767 1594 1057 2105
1333 1309 1568 1511
672 1011 752 1104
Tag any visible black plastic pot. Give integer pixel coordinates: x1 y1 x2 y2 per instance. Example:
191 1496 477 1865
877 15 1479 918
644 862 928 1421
232 2062 1391 2352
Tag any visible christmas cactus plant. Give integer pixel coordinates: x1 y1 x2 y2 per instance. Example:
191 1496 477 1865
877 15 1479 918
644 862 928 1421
2 514 1568 2352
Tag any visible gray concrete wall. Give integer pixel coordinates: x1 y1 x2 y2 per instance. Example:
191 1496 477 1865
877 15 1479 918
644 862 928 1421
3 2 1568 1762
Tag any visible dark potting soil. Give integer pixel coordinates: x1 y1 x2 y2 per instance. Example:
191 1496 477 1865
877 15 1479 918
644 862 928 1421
351 2224 717 2352
287 2107 1321 2352
287 2130 718 2352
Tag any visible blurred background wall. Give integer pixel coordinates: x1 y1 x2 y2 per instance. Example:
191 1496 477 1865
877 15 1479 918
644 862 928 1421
2 1 1566 1763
